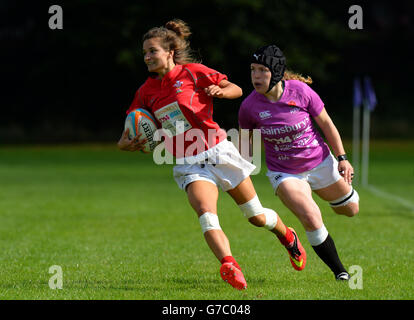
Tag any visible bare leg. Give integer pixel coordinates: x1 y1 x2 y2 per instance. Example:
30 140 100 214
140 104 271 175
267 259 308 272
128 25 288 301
187 180 247 289
276 178 323 232
227 177 307 271
186 180 231 261
227 177 287 237
314 180 359 217
277 178 348 277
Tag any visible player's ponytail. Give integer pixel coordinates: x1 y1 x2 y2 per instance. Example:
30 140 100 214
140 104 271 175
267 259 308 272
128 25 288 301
165 19 191 41
143 19 200 65
283 70 313 84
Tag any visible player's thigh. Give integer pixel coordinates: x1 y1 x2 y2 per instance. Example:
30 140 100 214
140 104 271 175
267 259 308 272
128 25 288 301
226 176 257 205
186 180 219 217
313 179 352 202
313 179 358 216
277 178 323 230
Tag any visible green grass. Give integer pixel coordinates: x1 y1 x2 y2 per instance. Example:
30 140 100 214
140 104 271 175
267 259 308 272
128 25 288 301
0 141 413 300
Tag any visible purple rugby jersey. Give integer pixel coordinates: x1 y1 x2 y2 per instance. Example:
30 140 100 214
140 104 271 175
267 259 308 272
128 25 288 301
238 80 330 174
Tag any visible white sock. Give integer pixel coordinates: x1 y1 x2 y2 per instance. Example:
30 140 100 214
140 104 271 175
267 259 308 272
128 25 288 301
306 225 329 246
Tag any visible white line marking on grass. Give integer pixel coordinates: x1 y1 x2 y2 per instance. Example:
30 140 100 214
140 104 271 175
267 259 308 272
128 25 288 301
366 185 414 213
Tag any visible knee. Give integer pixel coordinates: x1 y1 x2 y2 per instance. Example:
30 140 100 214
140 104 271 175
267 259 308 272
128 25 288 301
197 205 215 216
192 201 216 216
198 212 222 233
345 203 359 217
301 214 322 230
332 203 359 217
329 188 359 217
238 195 266 227
238 196 278 230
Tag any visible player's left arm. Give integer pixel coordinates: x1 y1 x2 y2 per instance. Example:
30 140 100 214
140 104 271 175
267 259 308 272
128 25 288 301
314 107 354 184
204 79 242 99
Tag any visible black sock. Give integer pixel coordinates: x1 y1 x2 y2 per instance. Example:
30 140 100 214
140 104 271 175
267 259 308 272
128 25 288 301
312 234 347 276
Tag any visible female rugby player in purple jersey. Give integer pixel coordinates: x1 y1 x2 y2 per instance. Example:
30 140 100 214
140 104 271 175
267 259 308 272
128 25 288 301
239 45 360 281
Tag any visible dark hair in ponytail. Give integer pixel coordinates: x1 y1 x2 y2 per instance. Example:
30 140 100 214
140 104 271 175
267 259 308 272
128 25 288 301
143 19 199 64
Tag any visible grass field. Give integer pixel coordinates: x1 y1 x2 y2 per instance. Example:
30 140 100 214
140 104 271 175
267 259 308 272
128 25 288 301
0 140 413 300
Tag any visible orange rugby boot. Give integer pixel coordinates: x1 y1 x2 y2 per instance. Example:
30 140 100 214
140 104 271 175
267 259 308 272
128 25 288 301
286 227 307 271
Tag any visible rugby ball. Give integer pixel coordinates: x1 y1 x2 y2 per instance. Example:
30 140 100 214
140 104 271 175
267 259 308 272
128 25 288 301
124 108 159 153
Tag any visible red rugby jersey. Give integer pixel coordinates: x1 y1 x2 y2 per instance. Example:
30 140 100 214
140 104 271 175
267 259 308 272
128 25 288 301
126 63 228 158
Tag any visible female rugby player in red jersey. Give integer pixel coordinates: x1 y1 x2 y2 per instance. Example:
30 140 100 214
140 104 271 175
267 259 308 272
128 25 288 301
118 20 306 290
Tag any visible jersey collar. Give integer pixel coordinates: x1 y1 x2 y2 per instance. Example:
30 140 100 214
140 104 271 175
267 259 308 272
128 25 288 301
256 80 287 104
161 64 183 85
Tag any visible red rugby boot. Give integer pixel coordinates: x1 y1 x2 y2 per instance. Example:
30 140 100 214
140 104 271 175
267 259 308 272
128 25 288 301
220 263 247 290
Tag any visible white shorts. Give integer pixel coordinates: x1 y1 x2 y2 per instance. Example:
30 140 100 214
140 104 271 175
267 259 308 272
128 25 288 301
173 139 256 191
267 153 342 194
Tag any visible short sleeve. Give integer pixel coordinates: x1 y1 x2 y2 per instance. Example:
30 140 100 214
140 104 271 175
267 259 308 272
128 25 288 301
126 85 147 115
186 63 228 88
306 85 325 117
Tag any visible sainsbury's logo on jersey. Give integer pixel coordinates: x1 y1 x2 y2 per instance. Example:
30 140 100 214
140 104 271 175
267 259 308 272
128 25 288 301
261 116 310 135
259 111 272 120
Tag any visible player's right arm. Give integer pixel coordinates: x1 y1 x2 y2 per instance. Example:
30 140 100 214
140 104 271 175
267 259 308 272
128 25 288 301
119 84 150 152
117 128 147 152
314 107 353 184
204 79 243 99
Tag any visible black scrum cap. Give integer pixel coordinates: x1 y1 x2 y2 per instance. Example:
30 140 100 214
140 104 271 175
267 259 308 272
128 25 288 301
251 45 286 92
